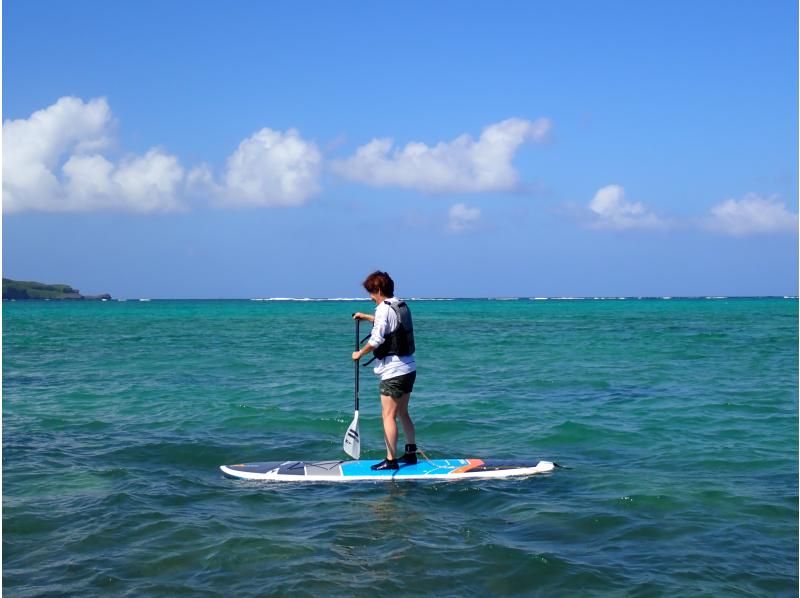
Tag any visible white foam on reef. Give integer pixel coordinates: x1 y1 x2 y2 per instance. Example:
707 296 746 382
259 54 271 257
139 299 151 302
252 297 368 302
237 295 798 302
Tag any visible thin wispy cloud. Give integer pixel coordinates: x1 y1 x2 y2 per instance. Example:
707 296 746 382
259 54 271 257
705 193 798 236
447 203 481 233
330 118 551 194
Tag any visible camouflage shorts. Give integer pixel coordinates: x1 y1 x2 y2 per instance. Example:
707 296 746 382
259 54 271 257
379 371 417 399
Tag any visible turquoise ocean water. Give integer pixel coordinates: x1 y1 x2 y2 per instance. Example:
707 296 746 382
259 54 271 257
3 297 798 596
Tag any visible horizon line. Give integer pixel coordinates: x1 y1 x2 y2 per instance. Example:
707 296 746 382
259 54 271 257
7 295 797 302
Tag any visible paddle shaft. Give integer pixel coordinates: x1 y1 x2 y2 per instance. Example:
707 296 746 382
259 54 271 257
354 318 360 411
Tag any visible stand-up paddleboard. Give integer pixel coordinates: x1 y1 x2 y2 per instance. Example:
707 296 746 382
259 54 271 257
220 458 556 482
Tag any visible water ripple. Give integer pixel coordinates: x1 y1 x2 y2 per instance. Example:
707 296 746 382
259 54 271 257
3 298 797 595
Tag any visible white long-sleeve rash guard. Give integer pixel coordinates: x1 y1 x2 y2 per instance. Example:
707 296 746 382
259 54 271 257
367 297 416 381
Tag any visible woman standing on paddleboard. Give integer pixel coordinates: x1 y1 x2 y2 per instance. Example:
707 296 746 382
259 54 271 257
352 271 418 471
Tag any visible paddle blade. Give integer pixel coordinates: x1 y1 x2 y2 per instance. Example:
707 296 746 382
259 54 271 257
343 411 360 459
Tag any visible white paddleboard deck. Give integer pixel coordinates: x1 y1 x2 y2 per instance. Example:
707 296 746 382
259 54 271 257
220 458 556 482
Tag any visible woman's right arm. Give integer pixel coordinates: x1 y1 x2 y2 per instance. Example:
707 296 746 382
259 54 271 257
353 312 374 322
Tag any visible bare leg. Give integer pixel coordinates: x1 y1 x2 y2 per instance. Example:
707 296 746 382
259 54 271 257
380 394 399 460
395 392 415 446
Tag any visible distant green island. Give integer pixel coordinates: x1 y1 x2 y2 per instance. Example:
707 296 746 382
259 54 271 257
3 279 112 301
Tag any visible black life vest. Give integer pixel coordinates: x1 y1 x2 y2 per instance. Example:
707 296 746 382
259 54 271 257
373 300 415 360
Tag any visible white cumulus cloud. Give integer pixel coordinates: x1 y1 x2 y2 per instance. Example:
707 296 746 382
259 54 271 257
447 203 481 233
211 128 322 207
3 96 186 213
706 193 798 236
331 117 551 193
588 185 667 230
3 97 325 213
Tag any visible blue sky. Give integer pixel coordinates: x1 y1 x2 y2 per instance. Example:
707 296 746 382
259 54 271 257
3 1 797 298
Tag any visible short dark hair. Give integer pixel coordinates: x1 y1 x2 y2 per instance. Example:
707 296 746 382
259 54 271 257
362 271 395 297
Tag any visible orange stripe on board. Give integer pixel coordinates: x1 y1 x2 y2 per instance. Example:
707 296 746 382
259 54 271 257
450 459 484 474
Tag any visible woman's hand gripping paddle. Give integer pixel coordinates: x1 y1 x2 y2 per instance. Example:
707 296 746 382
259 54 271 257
343 317 361 459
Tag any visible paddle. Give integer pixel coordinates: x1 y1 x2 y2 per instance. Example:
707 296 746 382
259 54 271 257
343 317 361 459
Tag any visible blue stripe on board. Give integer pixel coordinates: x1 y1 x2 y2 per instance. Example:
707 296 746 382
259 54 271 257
340 459 471 477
